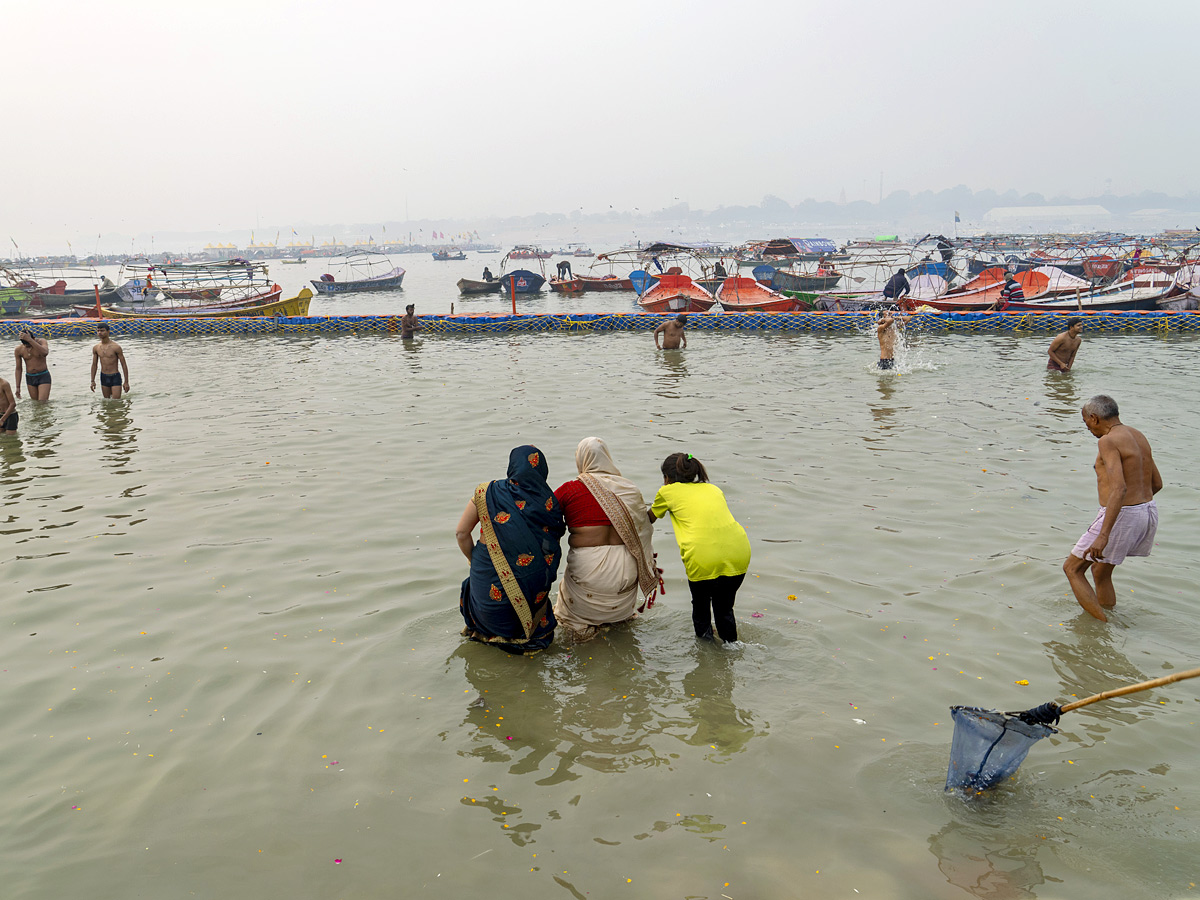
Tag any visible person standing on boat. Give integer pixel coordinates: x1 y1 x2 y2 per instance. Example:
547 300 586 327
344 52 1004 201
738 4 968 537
881 268 910 305
482 266 493 282
876 309 909 370
0 375 16 435
1063 395 1161 622
1047 318 1083 372
90 323 130 399
713 260 727 279
400 304 421 340
654 314 688 350
14 330 51 402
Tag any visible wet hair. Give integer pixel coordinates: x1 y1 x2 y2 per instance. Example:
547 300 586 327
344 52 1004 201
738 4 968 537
1066 317 1082 328
405 304 415 312
1082 395 1119 419
675 314 687 324
97 323 110 332
661 452 709 484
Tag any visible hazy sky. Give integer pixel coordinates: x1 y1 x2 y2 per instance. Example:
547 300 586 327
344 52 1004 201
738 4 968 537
7 0 1198 251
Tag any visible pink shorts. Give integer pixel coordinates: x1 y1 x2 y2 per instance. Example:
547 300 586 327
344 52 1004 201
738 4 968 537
1071 500 1158 565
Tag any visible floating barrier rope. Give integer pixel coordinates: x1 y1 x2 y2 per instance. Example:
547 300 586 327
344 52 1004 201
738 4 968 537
2 310 1199 340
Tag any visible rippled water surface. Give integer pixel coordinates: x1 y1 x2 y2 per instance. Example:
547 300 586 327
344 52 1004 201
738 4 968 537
4 260 1200 899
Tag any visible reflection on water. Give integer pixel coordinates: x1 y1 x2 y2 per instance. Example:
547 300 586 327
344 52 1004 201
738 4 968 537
653 348 688 398
93 400 139 473
929 819 1050 899
868 377 898 432
1042 369 1079 416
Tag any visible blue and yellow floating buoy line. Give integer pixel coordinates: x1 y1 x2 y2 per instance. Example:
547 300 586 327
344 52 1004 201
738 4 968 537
1 310 1198 340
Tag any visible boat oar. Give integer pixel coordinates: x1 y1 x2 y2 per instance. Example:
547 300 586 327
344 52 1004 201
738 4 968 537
945 666 1200 793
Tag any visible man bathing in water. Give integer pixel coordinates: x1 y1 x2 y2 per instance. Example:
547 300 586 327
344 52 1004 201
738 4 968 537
0 375 16 435
90 324 130 398
654 314 687 350
1063 394 1162 622
1047 317 1083 372
876 309 909 369
14 330 51 402
400 304 421 339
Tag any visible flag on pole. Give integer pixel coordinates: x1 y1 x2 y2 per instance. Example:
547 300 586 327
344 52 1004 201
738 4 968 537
954 211 961 223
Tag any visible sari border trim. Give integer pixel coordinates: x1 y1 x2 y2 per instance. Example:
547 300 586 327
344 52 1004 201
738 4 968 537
474 482 536 639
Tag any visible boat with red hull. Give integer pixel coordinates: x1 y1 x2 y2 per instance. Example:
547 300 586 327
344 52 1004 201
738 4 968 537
637 272 716 313
716 276 797 312
576 274 634 292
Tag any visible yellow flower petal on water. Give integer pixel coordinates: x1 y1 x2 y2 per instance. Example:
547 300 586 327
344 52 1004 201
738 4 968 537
1015 679 1029 686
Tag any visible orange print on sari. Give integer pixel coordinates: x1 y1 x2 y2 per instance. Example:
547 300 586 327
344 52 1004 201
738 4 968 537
544 497 554 511
494 512 511 524
527 451 540 468
515 500 526 510
489 585 502 601
517 554 535 567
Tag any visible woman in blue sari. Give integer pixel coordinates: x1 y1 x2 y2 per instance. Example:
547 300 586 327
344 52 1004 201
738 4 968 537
454 445 566 654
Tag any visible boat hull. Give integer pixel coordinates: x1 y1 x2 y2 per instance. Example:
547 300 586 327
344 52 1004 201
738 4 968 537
95 288 312 319
549 278 584 294
310 267 406 294
637 274 716 313
769 269 843 293
498 270 546 293
457 278 503 295
716 277 797 312
576 275 634 292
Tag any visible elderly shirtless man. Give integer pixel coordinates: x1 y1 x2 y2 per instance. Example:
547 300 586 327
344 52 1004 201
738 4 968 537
14 330 51 402
90 323 131 398
1064 394 1162 621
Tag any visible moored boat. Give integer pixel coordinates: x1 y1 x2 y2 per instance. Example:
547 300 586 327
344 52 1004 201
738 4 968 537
636 271 716 313
433 248 468 261
716 276 797 312
497 269 546 293
310 252 405 294
576 274 633 291
767 267 843 293
457 278 503 295
549 277 583 294
92 287 311 319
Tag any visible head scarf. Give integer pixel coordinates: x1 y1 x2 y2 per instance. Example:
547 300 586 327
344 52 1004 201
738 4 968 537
574 437 658 600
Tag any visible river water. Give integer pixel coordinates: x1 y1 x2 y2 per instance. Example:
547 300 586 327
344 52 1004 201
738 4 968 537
3 253 1198 899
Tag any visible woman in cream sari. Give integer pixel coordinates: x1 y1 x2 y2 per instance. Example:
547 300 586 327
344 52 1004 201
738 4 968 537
552 437 659 641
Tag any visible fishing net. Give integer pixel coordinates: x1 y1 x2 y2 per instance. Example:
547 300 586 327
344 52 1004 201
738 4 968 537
945 706 1057 792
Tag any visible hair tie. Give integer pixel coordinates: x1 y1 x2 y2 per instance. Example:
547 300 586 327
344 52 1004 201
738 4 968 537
686 453 692 460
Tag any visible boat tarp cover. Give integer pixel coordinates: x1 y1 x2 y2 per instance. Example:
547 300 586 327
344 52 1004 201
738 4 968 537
785 238 837 254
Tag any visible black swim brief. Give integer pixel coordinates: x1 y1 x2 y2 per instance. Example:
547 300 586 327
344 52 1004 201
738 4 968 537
25 370 51 387
1 410 16 431
878 358 894 370
100 372 122 388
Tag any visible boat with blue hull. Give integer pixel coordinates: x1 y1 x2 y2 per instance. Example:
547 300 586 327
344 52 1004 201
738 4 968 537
310 252 405 294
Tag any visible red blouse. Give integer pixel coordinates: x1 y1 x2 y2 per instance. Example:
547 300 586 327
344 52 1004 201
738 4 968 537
554 479 612 527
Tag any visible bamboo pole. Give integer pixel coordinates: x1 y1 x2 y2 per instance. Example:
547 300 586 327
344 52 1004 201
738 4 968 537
1059 666 1200 714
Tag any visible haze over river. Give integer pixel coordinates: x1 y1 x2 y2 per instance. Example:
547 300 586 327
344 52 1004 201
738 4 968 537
3 253 1198 899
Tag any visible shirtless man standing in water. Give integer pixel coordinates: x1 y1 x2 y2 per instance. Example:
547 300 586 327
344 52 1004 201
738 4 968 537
14 330 51 402
90 323 131 398
1063 394 1162 621
876 309 909 369
654 314 688 350
1047 317 1083 372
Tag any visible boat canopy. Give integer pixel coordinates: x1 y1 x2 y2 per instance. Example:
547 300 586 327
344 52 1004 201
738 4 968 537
757 237 837 256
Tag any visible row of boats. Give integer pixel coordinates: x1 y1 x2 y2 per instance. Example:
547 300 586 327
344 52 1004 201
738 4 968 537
0 259 313 319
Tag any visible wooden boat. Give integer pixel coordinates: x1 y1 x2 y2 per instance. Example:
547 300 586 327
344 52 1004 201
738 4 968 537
310 252 405 294
94 287 312 319
768 268 842 293
456 278 503 295
736 236 838 268
1005 268 1178 312
717 276 797 312
576 274 634 291
918 272 1049 311
432 249 467 261
637 272 716 313
281 258 306 265
497 270 546 293
0 289 31 316
549 277 583 294
572 247 594 257
75 285 284 318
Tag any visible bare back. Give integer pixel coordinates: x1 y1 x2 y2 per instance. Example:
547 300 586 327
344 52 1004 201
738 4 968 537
1095 423 1160 507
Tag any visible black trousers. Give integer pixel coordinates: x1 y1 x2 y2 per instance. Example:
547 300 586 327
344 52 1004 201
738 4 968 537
687 573 744 642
